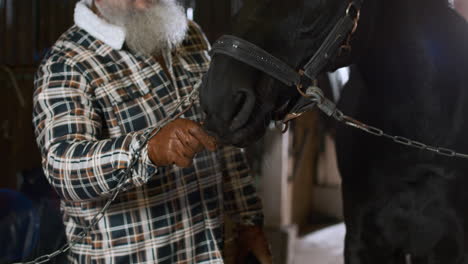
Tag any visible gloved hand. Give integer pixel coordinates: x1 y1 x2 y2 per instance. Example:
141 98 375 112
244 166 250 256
236 225 273 264
148 119 217 168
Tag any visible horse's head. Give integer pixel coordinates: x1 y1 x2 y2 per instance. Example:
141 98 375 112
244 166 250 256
200 0 356 146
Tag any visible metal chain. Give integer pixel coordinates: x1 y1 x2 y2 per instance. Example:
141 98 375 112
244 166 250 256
303 85 468 160
16 80 202 264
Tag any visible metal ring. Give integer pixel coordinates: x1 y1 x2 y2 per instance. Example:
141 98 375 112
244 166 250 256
296 84 312 98
346 2 359 19
281 121 290 133
346 2 361 35
275 120 289 133
351 17 360 35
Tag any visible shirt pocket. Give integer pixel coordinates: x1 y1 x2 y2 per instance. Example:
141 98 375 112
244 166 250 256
97 77 171 134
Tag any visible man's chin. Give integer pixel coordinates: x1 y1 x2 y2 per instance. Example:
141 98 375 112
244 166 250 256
98 0 188 56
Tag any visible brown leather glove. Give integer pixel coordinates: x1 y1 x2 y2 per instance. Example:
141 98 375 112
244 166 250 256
148 119 217 168
236 225 273 264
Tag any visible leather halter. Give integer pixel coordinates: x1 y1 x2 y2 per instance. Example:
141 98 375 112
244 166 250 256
209 1 363 126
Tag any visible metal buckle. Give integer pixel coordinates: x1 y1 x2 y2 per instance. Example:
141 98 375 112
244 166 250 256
340 1 362 55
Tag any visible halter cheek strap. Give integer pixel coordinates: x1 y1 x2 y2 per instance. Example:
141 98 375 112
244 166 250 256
303 1 362 79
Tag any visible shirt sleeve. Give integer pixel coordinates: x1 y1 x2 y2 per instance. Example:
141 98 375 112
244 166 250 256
33 60 158 202
219 146 264 226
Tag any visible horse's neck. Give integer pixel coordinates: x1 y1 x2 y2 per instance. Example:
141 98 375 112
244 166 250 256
353 0 468 143
359 1 468 92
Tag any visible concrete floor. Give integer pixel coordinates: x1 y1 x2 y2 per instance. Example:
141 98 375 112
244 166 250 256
293 223 345 264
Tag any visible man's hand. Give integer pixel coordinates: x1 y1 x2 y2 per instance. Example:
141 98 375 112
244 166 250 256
148 119 217 168
236 225 273 264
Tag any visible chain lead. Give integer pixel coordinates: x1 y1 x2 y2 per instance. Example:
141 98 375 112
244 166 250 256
302 85 468 160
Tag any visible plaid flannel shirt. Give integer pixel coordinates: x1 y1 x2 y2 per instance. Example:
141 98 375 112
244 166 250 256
32 4 263 263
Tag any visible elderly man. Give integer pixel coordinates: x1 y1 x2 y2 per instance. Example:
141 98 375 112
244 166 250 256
32 0 271 263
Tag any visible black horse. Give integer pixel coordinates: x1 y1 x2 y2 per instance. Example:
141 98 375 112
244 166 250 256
200 0 468 263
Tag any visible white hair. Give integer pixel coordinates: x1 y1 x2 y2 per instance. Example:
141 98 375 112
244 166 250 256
448 0 454 8
96 0 188 56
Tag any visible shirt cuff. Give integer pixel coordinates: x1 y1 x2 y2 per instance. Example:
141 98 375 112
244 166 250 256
129 129 158 187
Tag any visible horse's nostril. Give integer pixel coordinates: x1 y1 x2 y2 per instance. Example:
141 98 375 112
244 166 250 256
229 89 255 131
233 92 247 118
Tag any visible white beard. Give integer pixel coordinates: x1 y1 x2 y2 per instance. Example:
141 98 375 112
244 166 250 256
96 0 188 56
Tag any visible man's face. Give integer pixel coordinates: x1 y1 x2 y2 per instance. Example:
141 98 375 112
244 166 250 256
94 0 188 56
94 0 173 19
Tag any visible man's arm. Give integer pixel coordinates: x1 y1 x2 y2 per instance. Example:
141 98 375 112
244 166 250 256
219 146 264 226
219 146 272 264
33 60 157 202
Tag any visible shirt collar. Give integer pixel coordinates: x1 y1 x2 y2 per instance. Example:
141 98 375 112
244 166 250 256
74 0 126 50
